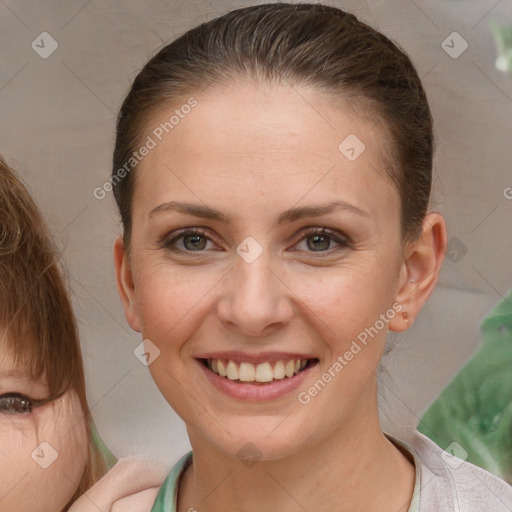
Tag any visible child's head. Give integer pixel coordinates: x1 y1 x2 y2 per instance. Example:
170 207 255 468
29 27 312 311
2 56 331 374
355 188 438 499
0 156 105 511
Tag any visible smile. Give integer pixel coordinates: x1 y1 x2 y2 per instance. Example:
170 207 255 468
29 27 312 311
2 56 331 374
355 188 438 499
200 358 318 385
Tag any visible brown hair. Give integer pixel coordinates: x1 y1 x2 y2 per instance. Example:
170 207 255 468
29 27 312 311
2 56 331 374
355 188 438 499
112 2 433 247
0 155 108 507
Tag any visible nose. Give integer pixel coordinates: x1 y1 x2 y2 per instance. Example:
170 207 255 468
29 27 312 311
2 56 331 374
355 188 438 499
216 249 294 338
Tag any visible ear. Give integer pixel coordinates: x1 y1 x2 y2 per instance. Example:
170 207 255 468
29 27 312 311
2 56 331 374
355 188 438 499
389 212 447 332
113 236 142 333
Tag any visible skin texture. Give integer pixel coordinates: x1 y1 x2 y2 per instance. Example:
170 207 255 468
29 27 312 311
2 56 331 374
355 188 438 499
69 458 168 512
0 345 88 512
114 82 446 512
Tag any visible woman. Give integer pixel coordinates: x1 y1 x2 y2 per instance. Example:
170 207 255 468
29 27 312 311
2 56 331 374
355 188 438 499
110 3 512 511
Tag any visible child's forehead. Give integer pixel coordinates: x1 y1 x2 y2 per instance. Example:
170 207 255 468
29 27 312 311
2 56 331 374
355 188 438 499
0 361 50 399
0 340 44 383
0 358 30 381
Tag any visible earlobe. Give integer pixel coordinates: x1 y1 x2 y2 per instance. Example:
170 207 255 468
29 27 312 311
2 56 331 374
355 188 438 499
389 213 447 333
113 236 142 333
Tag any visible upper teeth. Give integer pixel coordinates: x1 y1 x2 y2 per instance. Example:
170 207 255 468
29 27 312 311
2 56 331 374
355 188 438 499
207 359 308 382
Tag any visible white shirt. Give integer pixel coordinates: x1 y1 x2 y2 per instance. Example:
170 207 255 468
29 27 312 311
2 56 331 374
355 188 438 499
392 430 512 511
147 430 512 511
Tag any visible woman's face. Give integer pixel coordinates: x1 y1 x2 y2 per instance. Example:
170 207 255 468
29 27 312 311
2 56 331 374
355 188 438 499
116 82 412 460
0 342 89 511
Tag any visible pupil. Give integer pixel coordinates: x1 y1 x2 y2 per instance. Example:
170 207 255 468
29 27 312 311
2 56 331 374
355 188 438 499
308 234 330 251
184 235 206 251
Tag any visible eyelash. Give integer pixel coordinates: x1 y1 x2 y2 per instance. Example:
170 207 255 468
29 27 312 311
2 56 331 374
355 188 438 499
0 393 34 415
161 226 351 256
0 390 64 415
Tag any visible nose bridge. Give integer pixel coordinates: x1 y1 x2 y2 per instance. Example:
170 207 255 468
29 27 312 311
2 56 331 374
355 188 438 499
217 243 292 336
237 251 274 301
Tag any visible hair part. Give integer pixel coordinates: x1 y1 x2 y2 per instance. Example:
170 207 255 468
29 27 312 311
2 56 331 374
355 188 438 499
113 2 433 249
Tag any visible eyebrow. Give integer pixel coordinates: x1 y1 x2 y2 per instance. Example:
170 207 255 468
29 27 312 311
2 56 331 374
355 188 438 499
149 200 369 224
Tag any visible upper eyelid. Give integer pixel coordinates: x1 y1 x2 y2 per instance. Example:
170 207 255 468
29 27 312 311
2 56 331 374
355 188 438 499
0 391 64 409
0 392 33 400
164 227 219 247
289 228 351 252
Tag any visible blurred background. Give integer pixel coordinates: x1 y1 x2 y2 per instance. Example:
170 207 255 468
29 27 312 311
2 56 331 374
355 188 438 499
1 0 511 468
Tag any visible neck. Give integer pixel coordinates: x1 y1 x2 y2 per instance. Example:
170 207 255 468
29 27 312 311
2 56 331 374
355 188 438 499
177 393 415 512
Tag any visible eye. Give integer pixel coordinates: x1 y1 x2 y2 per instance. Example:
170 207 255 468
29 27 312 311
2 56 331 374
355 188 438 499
0 390 64 415
162 228 219 253
0 393 33 414
161 226 350 256
294 227 350 253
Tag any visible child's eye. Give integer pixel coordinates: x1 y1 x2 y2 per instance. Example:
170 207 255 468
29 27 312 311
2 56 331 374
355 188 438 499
0 390 66 415
0 393 33 414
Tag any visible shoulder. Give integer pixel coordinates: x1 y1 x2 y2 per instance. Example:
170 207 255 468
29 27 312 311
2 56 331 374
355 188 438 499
151 451 193 511
400 430 512 511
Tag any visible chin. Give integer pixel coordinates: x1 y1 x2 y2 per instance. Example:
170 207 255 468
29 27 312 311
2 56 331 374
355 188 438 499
192 414 315 463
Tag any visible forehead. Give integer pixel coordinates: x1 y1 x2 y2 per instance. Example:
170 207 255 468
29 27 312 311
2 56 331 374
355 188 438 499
0 334 41 382
0 344 26 377
0 350 50 403
135 82 398 221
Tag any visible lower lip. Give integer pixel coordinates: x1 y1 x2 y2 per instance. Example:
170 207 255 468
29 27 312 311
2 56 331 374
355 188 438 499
196 359 316 402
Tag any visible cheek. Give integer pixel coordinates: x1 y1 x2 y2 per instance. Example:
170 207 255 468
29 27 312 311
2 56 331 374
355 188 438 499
136 262 219 342
135 249 400 349
292 261 398 331
35 393 89 482
284 260 401 385
140 268 215 396
0 394 89 512
0 418 38 506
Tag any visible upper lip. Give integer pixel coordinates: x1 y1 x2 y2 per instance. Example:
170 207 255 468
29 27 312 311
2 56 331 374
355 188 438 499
195 351 317 364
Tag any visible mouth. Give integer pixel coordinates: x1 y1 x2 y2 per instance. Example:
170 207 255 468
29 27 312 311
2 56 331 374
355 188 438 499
198 357 319 386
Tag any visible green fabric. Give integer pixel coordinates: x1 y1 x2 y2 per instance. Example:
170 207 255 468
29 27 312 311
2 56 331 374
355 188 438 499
491 22 512 75
90 418 118 470
418 289 512 483
149 436 421 512
151 451 192 512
